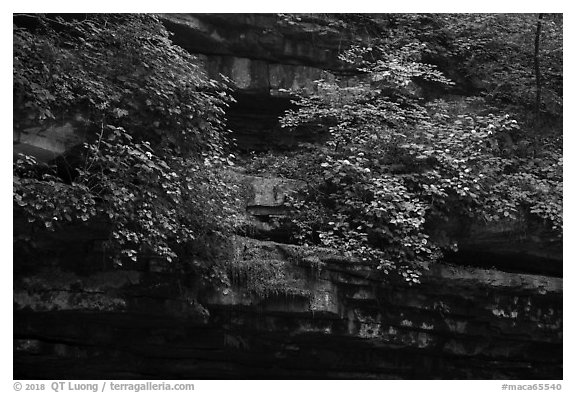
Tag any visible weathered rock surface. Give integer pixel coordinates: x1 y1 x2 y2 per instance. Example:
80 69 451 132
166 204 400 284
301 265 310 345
13 15 562 380
160 14 354 72
13 118 87 163
14 236 562 379
13 172 562 380
13 172 563 379
237 173 563 277
160 14 356 151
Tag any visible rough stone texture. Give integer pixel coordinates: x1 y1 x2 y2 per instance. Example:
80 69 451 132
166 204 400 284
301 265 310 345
14 236 562 379
10 15 356 156
244 175 305 216
452 221 562 277
13 119 87 163
160 14 352 72
13 15 562 379
162 13 344 97
432 216 562 277
13 170 562 380
13 172 563 379
160 14 355 151
200 55 335 95
236 172 562 277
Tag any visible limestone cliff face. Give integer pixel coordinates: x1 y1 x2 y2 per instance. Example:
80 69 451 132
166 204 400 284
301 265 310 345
13 116 88 163
14 174 562 379
158 13 563 276
14 246 562 378
160 14 351 77
13 14 562 379
160 14 357 151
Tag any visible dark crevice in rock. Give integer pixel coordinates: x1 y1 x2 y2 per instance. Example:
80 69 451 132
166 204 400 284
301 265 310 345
442 250 562 278
226 92 309 152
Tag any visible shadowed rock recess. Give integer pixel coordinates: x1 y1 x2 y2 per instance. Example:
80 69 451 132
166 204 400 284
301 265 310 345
14 14 562 379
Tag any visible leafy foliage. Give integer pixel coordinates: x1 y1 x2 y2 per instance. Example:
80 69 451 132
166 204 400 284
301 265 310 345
14 13 562 287
13 14 239 268
381 13 562 117
441 13 562 115
277 13 562 117
269 15 562 283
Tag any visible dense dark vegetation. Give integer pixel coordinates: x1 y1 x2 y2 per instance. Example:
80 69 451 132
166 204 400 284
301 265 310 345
250 13 563 282
14 13 562 287
14 14 241 282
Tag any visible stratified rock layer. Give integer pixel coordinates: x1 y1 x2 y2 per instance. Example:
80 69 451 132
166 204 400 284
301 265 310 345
160 14 354 151
14 236 562 379
14 174 562 379
13 15 562 380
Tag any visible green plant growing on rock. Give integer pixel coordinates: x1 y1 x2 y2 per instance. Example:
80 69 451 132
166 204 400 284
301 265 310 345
228 257 310 298
228 240 310 298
